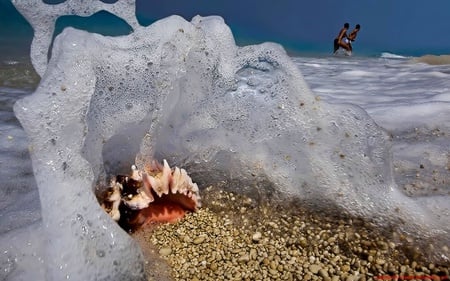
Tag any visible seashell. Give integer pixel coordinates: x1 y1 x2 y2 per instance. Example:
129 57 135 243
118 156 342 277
100 159 201 232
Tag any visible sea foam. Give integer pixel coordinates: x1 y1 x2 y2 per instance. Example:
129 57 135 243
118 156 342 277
11 0 449 280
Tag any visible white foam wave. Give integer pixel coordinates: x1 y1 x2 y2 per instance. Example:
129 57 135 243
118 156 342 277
4 1 450 279
2 60 19 65
338 69 376 78
14 11 450 279
380 52 408 59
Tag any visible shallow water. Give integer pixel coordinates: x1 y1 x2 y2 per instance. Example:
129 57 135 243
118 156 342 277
1 1 449 279
0 84 40 235
295 55 450 198
0 51 449 279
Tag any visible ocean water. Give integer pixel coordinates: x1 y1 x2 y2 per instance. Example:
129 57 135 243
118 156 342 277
1 52 449 280
0 1 449 280
295 54 450 197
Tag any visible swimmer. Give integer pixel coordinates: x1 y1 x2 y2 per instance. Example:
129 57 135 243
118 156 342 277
347 24 361 51
333 22 351 53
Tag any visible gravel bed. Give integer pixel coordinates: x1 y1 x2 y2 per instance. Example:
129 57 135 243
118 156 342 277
133 186 450 281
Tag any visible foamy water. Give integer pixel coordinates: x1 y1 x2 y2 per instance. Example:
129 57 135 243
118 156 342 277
0 3 449 278
1 53 449 280
295 56 450 199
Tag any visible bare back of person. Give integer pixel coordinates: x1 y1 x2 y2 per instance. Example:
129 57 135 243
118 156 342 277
333 23 351 53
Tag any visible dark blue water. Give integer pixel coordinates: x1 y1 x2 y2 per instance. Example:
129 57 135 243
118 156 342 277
2 0 444 61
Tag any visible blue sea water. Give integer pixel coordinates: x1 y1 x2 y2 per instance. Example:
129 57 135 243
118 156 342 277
2 0 446 61
0 1 449 280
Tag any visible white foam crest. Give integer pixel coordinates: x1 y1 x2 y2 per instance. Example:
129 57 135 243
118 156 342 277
431 93 450 102
303 63 321 68
11 0 139 77
2 60 19 65
368 101 450 132
337 69 377 79
425 71 450 78
380 52 408 59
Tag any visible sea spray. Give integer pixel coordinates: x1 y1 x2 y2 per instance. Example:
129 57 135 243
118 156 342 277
11 0 449 280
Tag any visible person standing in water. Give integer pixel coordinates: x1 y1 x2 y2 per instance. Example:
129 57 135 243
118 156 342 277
347 24 361 51
333 22 351 54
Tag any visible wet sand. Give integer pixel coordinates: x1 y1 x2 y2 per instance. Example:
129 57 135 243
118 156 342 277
412 54 450 65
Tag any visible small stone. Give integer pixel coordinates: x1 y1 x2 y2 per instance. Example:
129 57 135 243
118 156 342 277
159 247 172 256
270 261 277 270
377 241 389 251
309 264 321 274
346 275 355 281
319 268 329 278
277 265 284 272
327 237 336 244
400 265 407 273
331 276 340 281
268 222 278 228
182 235 191 243
210 262 218 271
252 232 262 242
249 248 257 260
332 245 340 254
238 254 250 263
193 235 206 244
387 264 396 273
341 264 351 273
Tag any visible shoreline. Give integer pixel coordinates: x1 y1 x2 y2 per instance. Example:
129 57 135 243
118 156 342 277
132 186 450 281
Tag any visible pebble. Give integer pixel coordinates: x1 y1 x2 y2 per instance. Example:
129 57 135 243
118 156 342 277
252 231 262 242
319 268 329 279
309 264 321 274
193 235 206 244
158 247 172 256
341 264 351 272
238 254 250 263
210 262 218 271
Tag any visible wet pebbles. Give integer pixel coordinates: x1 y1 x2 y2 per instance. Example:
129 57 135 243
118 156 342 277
134 186 449 280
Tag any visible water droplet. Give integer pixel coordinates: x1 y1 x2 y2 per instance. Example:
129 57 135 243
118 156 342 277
81 225 88 235
96 250 105 257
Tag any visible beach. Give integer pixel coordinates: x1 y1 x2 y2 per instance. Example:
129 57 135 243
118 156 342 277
134 186 450 281
0 1 450 279
1 48 450 280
